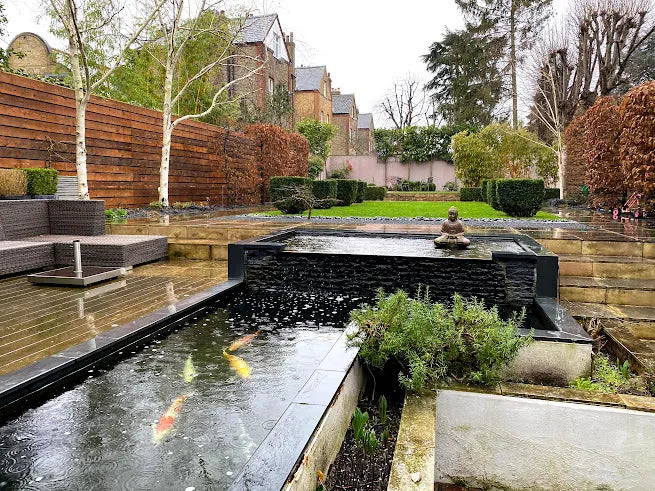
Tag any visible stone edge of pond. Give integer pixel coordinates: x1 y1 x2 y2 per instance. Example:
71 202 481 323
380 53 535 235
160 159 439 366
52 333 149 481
0 279 243 419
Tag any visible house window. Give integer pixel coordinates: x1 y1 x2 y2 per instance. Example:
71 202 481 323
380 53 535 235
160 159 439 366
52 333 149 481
273 33 281 58
326 114 329 123
268 77 274 94
320 111 324 122
323 81 327 98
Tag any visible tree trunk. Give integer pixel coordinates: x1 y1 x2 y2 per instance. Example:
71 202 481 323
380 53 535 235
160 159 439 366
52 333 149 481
68 34 90 200
159 68 174 207
510 1 518 130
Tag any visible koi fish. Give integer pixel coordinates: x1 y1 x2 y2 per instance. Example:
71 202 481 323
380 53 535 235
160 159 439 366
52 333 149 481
152 395 188 443
182 354 197 383
228 331 260 352
223 350 252 378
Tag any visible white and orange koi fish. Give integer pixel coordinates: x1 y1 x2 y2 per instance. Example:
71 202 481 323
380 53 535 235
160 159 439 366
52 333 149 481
152 395 188 444
223 350 252 379
228 331 260 352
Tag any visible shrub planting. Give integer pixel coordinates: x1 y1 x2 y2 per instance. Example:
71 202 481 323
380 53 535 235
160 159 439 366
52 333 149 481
442 181 458 191
22 168 58 196
544 188 561 200
486 179 500 209
364 185 387 201
308 155 324 180
481 179 489 202
460 187 482 201
355 181 367 203
269 176 311 214
495 179 545 216
348 289 529 390
563 113 589 200
334 179 358 206
619 81 655 208
311 179 337 209
0 169 28 197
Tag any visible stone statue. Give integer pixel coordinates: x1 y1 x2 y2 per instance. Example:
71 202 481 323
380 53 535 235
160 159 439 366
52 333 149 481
434 206 470 249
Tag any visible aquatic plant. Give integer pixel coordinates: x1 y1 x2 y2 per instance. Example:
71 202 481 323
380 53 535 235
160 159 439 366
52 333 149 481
348 289 529 390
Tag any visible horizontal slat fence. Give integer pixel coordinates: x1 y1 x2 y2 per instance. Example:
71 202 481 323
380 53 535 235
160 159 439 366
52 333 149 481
0 71 258 208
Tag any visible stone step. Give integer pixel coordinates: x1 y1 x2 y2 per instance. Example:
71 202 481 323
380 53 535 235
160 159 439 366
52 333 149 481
167 239 229 261
559 300 655 322
597 319 655 375
559 254 655 279
559 277 655 306
537 238 654 258
108 223 281 242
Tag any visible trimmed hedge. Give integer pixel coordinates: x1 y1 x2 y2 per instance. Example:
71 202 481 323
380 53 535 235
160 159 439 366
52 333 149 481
334 179 358 206
355 181 367 203
364 185 387 201
312 179 337 209
269 176 311 214
460 187 483 201
481 179 489 203
495 179 545 217
22 168 58 196
487 179 500 209
544 188 560 200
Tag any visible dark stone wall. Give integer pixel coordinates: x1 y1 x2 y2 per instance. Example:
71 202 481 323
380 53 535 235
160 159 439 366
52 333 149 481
244 250 536 309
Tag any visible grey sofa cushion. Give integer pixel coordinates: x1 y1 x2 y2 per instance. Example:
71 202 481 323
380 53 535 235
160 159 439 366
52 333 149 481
0 216 5 240
48 200 105 236
0 241 55 275
0 200 50 239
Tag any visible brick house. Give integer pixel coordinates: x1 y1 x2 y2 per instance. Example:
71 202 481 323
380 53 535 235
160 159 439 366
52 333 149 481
229 14 295 127
356 113 375 154
330 91 358 155
293 65 332 124
7 32 67 78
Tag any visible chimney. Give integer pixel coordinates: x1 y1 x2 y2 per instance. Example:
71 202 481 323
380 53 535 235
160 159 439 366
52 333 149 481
287 31 295 67
331 88 341 96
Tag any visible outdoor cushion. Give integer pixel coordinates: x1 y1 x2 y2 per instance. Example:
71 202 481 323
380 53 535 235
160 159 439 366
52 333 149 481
0 201 50 239
0 241 55 276
0 217 5 240
25 234 168 268
48 200 105 236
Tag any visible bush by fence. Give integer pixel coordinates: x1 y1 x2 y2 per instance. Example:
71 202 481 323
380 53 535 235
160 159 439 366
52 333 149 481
355 181 366 203
334 179 358 206
495 179 545 217
364 185 387 201
544 188 560 200
22 168 58 196
460 187 482 201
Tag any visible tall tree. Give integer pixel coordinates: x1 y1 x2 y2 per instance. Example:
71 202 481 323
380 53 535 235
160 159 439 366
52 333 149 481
48 0 165 199
455 0 553 129
621 29 655 87
423 28 506 127
377 76 430 130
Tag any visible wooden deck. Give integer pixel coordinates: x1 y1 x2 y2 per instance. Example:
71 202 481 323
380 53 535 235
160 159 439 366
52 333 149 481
0 259 227 377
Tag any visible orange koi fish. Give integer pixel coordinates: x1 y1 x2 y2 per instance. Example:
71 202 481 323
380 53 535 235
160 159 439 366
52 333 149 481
223 350 252 378
228 331 260 352
152 395 188 443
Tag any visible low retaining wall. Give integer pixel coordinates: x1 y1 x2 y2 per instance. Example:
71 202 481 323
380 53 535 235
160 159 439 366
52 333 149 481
435 389 655 489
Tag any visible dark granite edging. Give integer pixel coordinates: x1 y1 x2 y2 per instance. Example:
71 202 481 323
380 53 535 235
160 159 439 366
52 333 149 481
0 279 243 420
229 327 360 491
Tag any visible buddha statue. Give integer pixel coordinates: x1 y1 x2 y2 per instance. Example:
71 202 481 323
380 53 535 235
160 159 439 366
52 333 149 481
434 206 470 249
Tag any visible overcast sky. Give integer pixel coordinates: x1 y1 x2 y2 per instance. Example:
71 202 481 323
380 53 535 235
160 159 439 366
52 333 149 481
3 0 569 127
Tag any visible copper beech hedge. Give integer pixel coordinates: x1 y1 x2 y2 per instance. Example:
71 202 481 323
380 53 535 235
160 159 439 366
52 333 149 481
225 124 309 205
619 81 655 206
563 113 588 198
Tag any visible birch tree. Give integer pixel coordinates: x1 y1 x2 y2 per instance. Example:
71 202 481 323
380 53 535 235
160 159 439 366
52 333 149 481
150 1 261 206
48 0 165 199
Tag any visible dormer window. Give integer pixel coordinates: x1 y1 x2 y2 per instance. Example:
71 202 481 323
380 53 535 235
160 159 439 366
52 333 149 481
273 33 281 58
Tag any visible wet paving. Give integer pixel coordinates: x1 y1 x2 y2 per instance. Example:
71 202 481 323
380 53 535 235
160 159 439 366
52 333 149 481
0 260 228 377
0 289 363 490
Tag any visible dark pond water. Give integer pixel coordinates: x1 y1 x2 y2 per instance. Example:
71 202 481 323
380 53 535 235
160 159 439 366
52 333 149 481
0 289 363 491
283 235 525 259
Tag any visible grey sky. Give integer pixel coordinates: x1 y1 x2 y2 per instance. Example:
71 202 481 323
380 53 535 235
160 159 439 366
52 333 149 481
3 0 569 127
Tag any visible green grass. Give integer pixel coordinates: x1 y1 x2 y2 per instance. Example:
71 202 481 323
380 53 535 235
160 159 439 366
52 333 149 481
260 201 561 219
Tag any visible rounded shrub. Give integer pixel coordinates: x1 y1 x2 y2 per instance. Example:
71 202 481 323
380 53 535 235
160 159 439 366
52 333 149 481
22 168 58 196
364 185 387 201
495 179 545 217
355 181 367 203
312 179 337 209
460 187 482 202
334 179 358 206
269 176 311 214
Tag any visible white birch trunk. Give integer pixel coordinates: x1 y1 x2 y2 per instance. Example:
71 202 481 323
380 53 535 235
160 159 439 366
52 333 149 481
159 66 174 206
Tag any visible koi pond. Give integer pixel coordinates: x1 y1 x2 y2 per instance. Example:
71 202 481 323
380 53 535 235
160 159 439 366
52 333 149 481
0 289 362 490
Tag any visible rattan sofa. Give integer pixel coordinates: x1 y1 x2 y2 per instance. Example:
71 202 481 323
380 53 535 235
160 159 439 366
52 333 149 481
0 200 167 276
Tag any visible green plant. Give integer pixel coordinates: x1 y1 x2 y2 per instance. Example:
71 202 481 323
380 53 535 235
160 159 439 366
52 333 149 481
544 188 561 200
481 179 489 202
172 201 193 209
350 407 380 455
308 155 325 180
21 168 58 195
570 353 648 394
311 179 337 209
352 407 368 441
348 289 529 390
355 181 366 203
296 119 338 161
334 179 358 206
0 169 28 196
495 179 545 217
105 208 128 221
374 125 473 163
486 179 499 208
364 185 387 201
360 428 379 454
269 176 312 214
460 187 482 201
149 201 165 209
327 161 353 179
378 395 388 426
443 181 458 191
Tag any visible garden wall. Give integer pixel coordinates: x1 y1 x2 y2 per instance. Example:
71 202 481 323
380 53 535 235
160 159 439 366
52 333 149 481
0 72 305 208
325 155 457 189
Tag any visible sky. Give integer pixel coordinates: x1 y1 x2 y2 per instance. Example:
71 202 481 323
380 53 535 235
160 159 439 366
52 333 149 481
2 0 569 127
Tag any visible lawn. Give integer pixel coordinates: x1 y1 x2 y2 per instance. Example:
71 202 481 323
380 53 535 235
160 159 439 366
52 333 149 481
261 201 561 220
